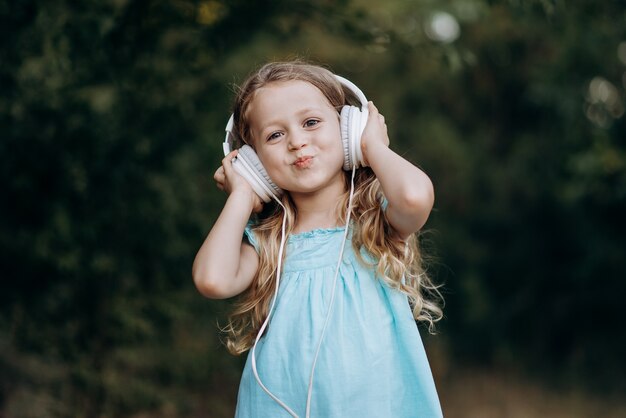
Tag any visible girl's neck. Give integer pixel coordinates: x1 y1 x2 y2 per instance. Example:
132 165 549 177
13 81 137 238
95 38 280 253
289 179 346 234
292 210 341 234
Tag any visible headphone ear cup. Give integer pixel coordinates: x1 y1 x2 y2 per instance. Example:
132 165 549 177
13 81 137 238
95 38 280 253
340 105 366 170
232 145 283 203
340 106 354 170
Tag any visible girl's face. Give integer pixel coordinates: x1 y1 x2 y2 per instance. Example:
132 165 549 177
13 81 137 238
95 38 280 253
247 80 345 198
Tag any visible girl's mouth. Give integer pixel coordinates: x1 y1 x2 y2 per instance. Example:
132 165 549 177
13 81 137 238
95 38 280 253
293 156 313 168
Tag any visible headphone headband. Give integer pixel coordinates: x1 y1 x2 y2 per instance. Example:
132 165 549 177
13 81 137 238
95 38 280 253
223 74 368 155
334 75 369 112
223 115 236 155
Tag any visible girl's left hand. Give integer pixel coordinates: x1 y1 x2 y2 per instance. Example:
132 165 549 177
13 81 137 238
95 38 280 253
360 101 390 167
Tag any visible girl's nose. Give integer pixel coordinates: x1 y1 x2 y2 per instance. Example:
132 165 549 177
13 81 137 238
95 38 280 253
288 130 308 150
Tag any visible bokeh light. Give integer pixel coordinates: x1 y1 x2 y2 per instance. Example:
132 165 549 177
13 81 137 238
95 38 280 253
425 12 460 43
585 76 624 127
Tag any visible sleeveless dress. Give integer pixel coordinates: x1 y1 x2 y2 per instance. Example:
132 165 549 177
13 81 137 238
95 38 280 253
235 225 443 418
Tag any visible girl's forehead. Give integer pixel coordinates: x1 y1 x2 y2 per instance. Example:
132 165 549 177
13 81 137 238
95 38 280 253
248 81 334 120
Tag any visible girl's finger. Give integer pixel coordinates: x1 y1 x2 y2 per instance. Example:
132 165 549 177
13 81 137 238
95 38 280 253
368 101 378 113
213 166 225 181
222 150 238 176
213 165 226 191
221 149 238 166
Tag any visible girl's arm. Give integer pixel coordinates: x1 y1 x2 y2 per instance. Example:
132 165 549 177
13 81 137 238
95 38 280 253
192 151 262 299
361 102 435 239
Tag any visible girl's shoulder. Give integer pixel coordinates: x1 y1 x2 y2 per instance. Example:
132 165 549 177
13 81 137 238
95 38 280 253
243 221 260 253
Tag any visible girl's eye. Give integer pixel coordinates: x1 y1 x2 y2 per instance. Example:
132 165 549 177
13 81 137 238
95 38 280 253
267 131 282 141
304 119 319 127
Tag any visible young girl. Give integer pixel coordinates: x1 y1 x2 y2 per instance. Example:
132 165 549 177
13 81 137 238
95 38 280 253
193 61 443 417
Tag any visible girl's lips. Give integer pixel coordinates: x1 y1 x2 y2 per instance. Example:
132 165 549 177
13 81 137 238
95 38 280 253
293 156 313 168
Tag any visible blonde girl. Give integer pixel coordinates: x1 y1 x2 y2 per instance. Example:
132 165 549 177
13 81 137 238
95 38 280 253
193 61 443 417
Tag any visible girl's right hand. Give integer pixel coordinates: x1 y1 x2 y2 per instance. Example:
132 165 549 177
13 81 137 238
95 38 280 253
214 150 264 213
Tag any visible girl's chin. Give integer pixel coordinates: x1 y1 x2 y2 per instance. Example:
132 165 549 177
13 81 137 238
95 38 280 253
274 168 345 194
281 180 345 197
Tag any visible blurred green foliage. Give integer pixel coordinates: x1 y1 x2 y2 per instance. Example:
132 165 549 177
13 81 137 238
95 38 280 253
1 0 625 416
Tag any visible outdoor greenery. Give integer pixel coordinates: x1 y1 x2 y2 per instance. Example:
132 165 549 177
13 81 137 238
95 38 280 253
1 0 625 416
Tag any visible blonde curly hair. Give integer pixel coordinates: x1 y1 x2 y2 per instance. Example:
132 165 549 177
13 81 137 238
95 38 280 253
222 61 443 355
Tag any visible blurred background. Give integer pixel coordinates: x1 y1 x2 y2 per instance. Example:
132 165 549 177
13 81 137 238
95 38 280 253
1 0 625 416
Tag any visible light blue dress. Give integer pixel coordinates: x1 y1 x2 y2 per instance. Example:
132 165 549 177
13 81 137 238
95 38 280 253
235 225 443 418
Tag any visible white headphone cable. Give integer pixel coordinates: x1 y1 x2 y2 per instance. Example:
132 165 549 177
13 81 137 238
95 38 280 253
305 165 357 418
251 165 357 418
250 199 299 418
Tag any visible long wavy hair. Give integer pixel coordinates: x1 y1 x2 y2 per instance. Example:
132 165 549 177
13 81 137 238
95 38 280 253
222 61 443 355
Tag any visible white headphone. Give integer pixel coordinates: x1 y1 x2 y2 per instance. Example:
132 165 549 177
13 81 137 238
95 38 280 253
222 75 369 202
